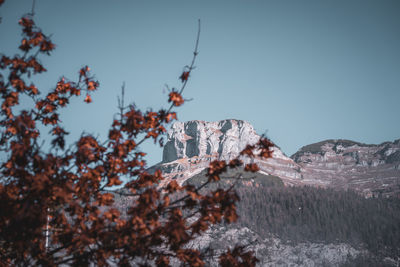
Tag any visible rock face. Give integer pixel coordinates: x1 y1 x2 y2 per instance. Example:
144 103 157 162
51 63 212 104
151 119 400 196
186 225 362 267
292 139 400 196
162 120 259 163
150 119 302 187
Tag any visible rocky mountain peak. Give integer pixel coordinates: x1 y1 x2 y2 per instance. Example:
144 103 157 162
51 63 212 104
150 119 301 187
162 119 259 163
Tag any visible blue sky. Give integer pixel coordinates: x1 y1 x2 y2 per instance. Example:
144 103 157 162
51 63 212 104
1 0 399 166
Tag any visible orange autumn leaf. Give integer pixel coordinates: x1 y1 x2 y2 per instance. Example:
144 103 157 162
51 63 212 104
7 126 17 135
165 112 177 122
19 38 31 51
179 71 189 82
244 163 260 172
87 80 98 91
84 94 92 103
166 180 180 193
240 144 255 157
168 91 184 106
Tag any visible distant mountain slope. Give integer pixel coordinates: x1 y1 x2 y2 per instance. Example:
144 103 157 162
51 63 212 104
292 139 400 197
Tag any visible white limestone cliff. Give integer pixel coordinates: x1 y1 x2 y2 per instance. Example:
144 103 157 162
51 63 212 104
150 119 302 187
162 120 259 163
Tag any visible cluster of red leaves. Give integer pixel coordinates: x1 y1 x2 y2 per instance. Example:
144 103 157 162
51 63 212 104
0 3 268 266
18 16 55 54
0 14 54 119
240 138 274 172
240 137 274 158
219 246 259 267
168 91 184 107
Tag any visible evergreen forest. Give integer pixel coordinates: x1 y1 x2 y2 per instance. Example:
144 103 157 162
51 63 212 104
186 170 400 260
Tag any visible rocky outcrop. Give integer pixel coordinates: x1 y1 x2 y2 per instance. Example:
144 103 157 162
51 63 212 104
163 120 259 162
150 119 302 187
185 225 363 267
292 139 400 196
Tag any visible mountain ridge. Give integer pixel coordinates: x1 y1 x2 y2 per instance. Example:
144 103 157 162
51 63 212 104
151 119 400 197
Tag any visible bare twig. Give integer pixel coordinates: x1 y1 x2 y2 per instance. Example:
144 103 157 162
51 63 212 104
30 0 36 16
117 82 126 122
135 19 201 149
167 19 201 113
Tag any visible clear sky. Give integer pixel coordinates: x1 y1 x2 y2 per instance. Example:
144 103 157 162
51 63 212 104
1 0 399 166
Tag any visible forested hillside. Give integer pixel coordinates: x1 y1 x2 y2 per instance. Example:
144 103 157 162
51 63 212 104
185 169 400 261
235 185 400 258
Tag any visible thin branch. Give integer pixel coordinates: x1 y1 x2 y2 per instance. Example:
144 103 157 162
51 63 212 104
134 19 201 149
101 188 140 197
117 82 126 123
167 19 201 114
30 0 36 17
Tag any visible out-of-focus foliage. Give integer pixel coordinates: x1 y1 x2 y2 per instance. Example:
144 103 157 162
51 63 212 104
0 2 273 265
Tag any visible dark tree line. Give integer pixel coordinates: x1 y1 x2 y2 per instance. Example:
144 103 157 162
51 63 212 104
234 182 400 259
